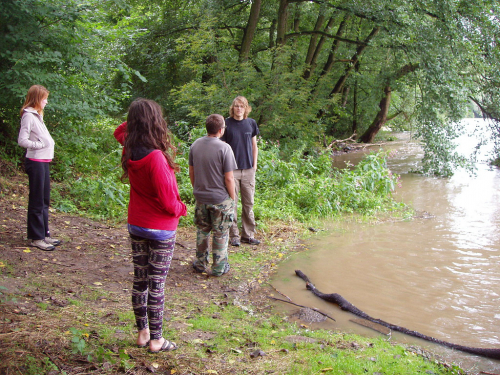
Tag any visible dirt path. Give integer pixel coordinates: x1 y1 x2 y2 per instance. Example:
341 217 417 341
0 174 291 374
0 177 213 302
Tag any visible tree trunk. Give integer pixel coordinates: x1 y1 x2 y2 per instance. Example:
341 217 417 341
358 86 391 143
276 0 289 45
303 12 325 78
352 61 360 135
341 86 350 107
319 14 350 78
239 0 262 62
268 19 277 49
201 55 217 83
303 16 336 80
352 82 358 135
329 26 380 96
359 63 419 142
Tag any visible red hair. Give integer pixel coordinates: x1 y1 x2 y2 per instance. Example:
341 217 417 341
20 85 49 117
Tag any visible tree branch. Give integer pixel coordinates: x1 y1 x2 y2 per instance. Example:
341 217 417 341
285 30 367 46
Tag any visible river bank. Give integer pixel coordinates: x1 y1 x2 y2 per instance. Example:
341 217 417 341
0 171 468 375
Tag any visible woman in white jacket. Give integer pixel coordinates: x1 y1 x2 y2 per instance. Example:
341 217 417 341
18 85 60 251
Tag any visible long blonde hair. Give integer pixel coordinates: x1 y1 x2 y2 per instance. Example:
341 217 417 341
229 96 252 119
20 85 49 117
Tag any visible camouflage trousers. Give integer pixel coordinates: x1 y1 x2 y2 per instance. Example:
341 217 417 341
130 234 175 340
193 197 234 276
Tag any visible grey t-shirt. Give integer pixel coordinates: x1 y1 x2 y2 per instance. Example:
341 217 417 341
189 136 237 204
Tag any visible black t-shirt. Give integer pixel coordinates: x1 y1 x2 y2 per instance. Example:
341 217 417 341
221 117 259 170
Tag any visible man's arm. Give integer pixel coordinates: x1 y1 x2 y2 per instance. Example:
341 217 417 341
225 170 236 200
252 136 258 170
189 165 195 187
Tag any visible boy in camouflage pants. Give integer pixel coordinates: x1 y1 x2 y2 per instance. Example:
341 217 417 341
189 114 237 276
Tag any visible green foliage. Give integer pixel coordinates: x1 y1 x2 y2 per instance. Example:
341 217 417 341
49 118 129 220
45 116 403 225
255 139 403 222
69 327 132 370
12 355 62 375
2 0 500 177
70 327 87 355
416 120 472 176
0 0 136 158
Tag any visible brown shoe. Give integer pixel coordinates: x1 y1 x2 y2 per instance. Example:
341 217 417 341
241 237 260 245
230 237 240 247
30 239 55 251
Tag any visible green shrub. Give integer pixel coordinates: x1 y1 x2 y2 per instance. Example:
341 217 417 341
49 118 404 223
255 139 403 221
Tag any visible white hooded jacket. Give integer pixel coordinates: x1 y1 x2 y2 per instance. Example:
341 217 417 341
18 107 55 160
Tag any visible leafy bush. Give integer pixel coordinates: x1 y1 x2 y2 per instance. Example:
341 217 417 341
255 139 403 221
49 118 403 224
50 118 129 220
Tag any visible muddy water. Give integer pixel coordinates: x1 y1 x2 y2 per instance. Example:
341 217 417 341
271 119 500 372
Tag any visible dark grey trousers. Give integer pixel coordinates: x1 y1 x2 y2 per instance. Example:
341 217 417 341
25 159 51 240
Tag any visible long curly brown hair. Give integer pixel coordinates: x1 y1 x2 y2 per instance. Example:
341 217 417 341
121 98 179 181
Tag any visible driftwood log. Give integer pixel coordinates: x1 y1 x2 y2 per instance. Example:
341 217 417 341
295 269 500 360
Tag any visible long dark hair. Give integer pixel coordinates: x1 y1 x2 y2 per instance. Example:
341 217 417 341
121 98 179 181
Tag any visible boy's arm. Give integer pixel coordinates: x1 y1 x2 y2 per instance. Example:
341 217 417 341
224 170 236 200
252 136 258 170
189 165 195 187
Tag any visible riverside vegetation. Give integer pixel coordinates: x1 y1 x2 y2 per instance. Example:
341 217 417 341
0 119 468 374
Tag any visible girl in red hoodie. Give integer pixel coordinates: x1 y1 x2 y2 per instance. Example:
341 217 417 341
117 98 186 353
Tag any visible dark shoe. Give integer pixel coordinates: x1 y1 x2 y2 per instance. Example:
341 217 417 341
230 237 240 247
148 339 178 353
241 237 260 245
45 237 61 246
192 262 206 273
30 239 55 251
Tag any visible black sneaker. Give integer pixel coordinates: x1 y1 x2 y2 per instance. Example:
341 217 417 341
230 237 240 247
192 262 206 273
241 237 260 245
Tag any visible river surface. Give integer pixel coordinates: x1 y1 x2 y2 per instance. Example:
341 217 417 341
270 119 500 373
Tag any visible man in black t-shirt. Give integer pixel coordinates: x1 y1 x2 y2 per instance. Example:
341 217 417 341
221 96 260 246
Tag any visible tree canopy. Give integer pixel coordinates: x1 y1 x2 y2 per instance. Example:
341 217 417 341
1 0 500 175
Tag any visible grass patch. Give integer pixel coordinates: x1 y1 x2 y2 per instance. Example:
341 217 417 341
0 174 466 374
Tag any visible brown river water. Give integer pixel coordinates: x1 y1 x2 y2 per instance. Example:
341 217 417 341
270 119 500 373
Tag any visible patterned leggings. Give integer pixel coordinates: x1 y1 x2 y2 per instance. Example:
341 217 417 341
130 234 175 340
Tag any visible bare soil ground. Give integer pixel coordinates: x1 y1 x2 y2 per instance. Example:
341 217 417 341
0 170 302 374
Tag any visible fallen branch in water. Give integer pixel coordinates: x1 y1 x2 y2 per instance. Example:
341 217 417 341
326 133 357 149
295 269 500 360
